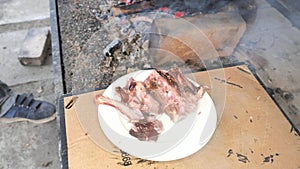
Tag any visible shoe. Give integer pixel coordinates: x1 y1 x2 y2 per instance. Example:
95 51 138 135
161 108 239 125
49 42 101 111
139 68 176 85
0 80 15 117
0 80 12 104
0 93 56 123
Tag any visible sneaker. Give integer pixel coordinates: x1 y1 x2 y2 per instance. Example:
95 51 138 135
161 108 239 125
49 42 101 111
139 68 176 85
0 92 56 123
0 80 12 104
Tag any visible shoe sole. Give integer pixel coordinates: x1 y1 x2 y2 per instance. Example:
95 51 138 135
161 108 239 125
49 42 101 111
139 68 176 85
0 113 56 124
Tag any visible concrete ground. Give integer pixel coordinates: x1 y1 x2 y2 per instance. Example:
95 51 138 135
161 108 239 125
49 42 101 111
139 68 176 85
0 0 299 169
234 0 300 130
0 0 59 168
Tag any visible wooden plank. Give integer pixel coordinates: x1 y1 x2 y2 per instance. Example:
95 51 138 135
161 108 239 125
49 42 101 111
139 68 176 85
64 65 300 169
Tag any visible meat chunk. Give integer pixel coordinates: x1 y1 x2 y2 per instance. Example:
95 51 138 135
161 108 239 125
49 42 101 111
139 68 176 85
143 68 204 121
95 94 144 121
129 119 163 141
115 78 163 117
96 68 205 141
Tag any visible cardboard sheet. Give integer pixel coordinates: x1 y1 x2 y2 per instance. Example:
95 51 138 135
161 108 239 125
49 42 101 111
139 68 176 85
63 65 300 169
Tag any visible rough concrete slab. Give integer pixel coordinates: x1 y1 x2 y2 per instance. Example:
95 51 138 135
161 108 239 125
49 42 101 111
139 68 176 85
292 92 300 116
238 12 300 92
0 18 50 34
239 28 300 90
0 121 59 169
245 5 292 32
234 0 300 130
277 0 300 11
0 0 58 169
0 28 58 168
256 0 272 9
0 72 58 169
50 0 65 96
267 0 300 29
0 0 50 25
273 91 300 130
10 78 57 104
0 30 54 86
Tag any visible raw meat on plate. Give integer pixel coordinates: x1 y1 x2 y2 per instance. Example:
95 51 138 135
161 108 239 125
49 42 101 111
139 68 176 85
95 67 205 141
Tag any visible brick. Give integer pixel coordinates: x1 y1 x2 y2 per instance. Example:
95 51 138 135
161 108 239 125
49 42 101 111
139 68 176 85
18 27 51 66
149 12 246 65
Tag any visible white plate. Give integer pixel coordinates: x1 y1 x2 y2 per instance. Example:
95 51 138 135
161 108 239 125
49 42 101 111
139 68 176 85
98 70 217 161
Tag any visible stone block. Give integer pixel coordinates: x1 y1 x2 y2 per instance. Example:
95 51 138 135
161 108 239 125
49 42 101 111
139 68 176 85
18 27 51 66
149 12 246 65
